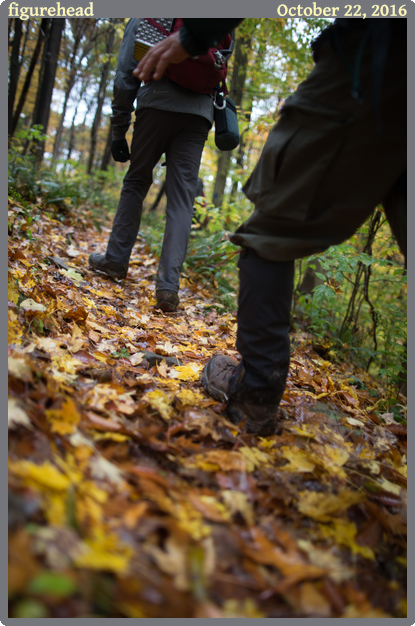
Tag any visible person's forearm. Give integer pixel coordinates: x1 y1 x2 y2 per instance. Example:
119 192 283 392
180 19 243 56
135 19 244 83
110 72 140 140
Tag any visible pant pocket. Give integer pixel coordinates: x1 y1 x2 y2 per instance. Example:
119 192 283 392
245 106 349 223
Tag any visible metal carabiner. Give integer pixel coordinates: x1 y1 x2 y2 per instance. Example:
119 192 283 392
213 93 227 110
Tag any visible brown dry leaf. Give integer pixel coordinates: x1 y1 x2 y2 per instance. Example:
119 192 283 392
299 582 332 617
84 384 121 412
68 322 86 353
182 450 249 473
221 490 254 525
144 534 189 590
188 491 231 523
240 527 324 586
123 502 149 529
297 539 354 583
9 529 40 594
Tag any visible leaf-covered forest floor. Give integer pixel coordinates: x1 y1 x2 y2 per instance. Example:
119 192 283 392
8 199 407 618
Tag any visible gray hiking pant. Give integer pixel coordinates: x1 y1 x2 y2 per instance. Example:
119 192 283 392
106 108 211 292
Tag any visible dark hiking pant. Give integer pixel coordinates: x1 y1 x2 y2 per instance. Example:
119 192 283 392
231 20 407 394
106 108 211 293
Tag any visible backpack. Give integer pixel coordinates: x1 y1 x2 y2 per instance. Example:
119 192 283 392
142 19 234 95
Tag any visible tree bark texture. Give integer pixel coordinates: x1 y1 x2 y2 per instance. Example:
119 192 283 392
31 18 65 164
8 18 23 137
52 20 96 161
87 20 115 174
11 19 49 138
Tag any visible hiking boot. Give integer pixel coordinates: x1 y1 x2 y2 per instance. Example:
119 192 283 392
155 290 180 313
88 253 128 279
202 354 284 437
201 354 240 403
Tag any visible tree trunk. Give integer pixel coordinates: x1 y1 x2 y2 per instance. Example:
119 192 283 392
8 18 23 137
11 19 49 138
52 23 82 161
52 21 95 161
31 18 65 164
66 82 88 161
87 20 115 174
212 33 252 207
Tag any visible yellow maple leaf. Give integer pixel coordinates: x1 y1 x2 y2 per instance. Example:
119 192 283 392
74 534 133 574
176 388 204 407
221 490 254 525
155 340 178 355
297 489 364 522
8 459 70 491
44 491 68 526
171 363 203 381
182 450 249 473
8 311 23 345
222 599 265 618
45 397 80 435
319 519 375 560
142 389 174 420
297 539 354 583
85 384 120 411
239 446 272 470
279 446 316 473
174 499 211 540
154 376 181 390
8 280 19 304
51 353 83 374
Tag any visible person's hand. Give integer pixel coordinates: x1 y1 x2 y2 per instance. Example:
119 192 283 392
133 30 189 82
111 139 130 162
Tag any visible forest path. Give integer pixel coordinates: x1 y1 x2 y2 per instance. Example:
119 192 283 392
8 200 407 618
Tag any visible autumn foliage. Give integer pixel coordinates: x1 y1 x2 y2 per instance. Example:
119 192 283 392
8 200 407 618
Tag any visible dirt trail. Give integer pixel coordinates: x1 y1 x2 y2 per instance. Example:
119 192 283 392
8 202 407 618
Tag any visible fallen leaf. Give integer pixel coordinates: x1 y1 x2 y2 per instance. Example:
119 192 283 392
297 490 364 522
142 389 174 421
20 298 46 312
8 398 33 430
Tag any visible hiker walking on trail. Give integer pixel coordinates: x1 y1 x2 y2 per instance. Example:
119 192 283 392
137 18 407 435
89 18 234 312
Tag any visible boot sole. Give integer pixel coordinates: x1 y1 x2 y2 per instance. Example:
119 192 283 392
201 364 229 403
89 266 127 280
